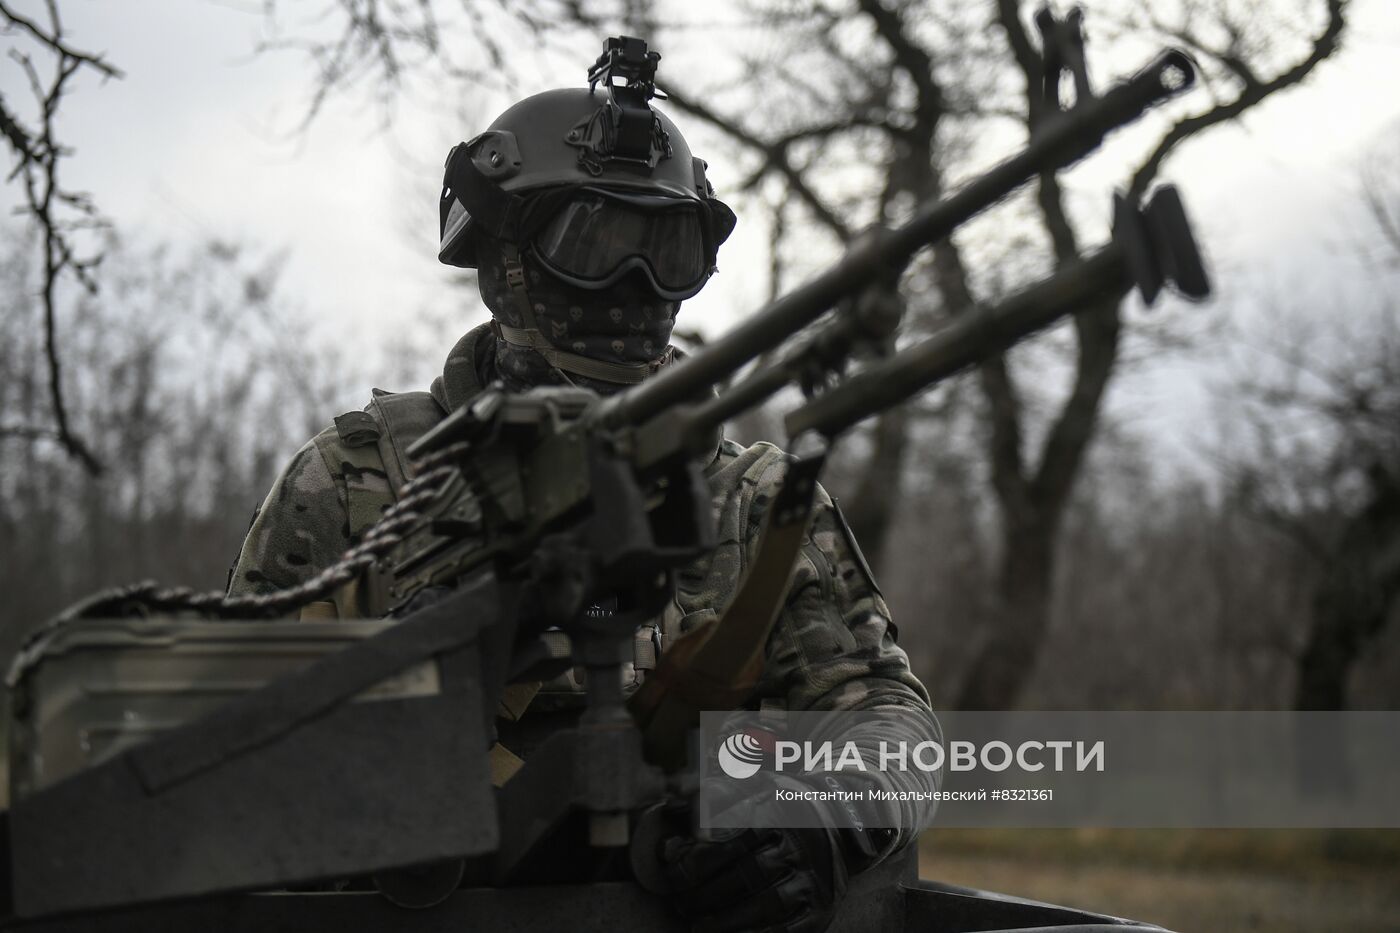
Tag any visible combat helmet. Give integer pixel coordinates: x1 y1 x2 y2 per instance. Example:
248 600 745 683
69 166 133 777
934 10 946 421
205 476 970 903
437 36 736 302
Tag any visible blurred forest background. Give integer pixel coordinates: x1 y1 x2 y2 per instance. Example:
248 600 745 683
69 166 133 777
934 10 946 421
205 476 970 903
2 0 1399 929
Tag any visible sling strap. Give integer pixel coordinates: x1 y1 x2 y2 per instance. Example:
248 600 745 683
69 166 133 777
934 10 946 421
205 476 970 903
629 451 827 770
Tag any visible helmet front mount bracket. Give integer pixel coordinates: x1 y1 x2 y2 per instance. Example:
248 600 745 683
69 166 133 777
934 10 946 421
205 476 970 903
570 36 672 173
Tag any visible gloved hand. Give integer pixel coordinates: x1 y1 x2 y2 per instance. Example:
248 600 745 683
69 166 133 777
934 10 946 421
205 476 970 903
657 825 849 933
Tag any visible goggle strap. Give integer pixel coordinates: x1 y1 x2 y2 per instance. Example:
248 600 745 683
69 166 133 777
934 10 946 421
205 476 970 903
500 243 543 333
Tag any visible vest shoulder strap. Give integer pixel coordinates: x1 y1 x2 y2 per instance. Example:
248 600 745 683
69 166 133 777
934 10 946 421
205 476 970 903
313 390 448 543
364 388 449 496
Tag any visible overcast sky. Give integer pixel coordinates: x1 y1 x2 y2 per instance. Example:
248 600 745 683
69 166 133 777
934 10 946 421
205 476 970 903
4 0 1399 478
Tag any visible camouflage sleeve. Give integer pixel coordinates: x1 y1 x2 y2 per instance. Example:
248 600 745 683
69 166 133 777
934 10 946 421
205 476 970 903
751 460 941 861
754 483 930 716
226 435 352 598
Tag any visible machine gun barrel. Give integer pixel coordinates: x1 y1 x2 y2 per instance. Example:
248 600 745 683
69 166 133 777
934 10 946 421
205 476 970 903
598 49 1196 431
683 314 865 432
786 243 1127 439
784 182 1212 437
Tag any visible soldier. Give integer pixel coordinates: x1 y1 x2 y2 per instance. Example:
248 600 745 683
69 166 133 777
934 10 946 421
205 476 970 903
228 38 936 933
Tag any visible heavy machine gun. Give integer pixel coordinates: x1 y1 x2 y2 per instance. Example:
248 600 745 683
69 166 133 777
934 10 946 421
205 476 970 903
3 20 1207 933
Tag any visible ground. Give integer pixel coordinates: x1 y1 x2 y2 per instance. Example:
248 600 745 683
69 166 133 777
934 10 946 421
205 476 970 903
919 829 1400 933
6 750 1397 931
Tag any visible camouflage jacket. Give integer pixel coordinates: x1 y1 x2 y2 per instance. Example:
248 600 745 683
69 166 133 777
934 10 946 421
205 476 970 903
228 324 936 847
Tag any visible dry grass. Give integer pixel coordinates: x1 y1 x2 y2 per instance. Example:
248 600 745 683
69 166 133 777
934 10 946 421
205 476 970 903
919 829 1400 933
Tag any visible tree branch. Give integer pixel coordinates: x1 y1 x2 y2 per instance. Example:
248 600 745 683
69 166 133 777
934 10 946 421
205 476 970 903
663 85 853 242
854 0 943 119
0 423 62 442
0 0 122 79
995 0 1080 263
3 1 118 475
1130 0 1348 198
1031 300 1123 512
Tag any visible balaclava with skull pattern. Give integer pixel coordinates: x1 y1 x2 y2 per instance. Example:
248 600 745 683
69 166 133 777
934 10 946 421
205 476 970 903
474 234 681 394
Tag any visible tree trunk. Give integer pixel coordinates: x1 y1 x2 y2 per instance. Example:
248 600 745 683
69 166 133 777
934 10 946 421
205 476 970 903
955 508 1056 709
954 300 1123 710
841 406 910 578
1294 594 1366 710
1294 468 1400 711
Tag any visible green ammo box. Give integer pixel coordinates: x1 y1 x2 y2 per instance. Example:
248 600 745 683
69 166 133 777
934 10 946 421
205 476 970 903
5 616 432 802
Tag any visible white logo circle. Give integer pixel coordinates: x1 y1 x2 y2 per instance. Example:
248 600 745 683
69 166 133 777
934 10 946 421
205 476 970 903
718 732 765 779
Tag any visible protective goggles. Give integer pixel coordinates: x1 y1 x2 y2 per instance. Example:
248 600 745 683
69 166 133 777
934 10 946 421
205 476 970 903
526 187 736 301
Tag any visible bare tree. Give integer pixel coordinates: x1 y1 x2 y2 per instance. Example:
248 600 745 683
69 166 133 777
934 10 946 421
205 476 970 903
1 1 122 474
1225 294 1400 709
253 0 592 130
0 231 376 647
1231 126 1400 710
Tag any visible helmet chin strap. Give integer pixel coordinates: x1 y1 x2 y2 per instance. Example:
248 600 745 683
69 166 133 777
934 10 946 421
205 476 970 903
494 242 673 386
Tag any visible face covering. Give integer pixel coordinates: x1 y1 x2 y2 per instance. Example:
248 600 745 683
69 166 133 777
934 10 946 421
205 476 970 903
475 237 680 394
